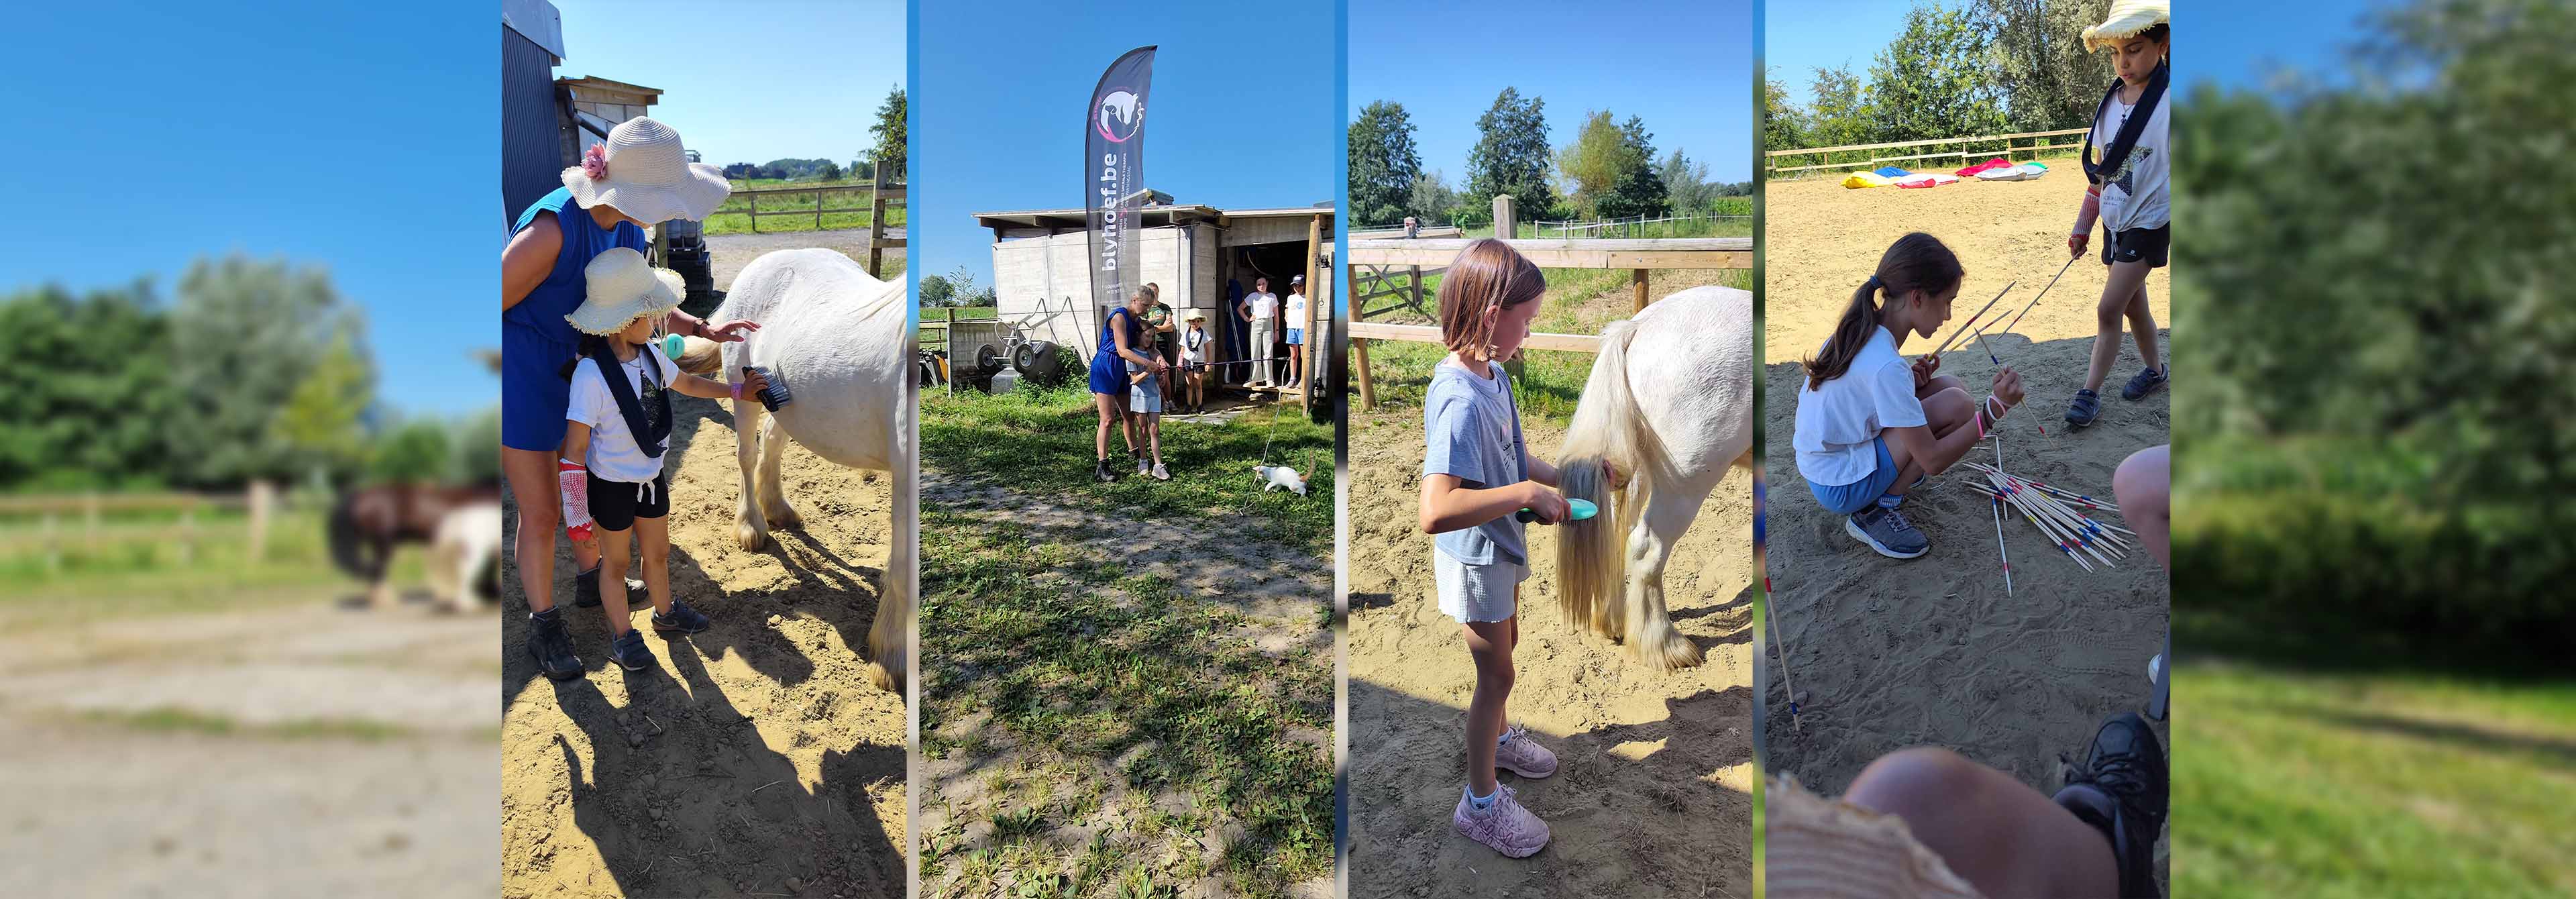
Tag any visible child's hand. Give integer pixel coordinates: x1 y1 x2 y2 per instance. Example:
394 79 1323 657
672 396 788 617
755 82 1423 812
702 319 762 342
1992 367 2026 408
2068 232 2090 258
1912 354 1940 388
739 367 773 399
1521 481 1570 525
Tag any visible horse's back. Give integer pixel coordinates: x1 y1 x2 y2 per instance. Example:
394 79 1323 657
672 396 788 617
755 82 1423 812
1629 286 1755 478
722 249 906 471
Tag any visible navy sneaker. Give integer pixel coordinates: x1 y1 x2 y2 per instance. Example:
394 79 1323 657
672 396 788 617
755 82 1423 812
527 610 582 680
1844 505 1929 559
2121 367 2167 401
2053 712 2169 898
2066 388 2103 427
606 629 654 672
652 600 712 635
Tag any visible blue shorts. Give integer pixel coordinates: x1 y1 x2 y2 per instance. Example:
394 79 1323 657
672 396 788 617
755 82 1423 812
1285 327 1304 346
1808 436 1901 516
502 324 579 452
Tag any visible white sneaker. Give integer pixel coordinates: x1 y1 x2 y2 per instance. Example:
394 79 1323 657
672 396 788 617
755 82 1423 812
1136 457 1150 476
1150 462 1170 481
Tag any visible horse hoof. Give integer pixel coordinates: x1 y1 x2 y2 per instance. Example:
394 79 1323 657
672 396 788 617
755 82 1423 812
865 661 904 694
736 521 770 551
766 504 804 530
1648 635 1705 671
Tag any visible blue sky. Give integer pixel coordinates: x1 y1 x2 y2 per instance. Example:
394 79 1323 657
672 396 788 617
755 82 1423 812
1768 2 2373 107
914 3 1339 286
553 0 905 167
1348 0 1757 207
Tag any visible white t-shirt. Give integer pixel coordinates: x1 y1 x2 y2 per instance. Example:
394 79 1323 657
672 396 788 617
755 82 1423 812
1180 326 1209 362
1284 292 1309 327
567 341 682 483
2091 88 2169 233
1244 290 1279 321
1792 326 1927 487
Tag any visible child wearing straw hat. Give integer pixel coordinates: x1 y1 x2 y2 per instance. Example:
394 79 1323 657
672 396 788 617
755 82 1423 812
1179 311 1211 413
2064 0 2171 427
1794 233 2026 560
555 248 773 674
504 116 754 679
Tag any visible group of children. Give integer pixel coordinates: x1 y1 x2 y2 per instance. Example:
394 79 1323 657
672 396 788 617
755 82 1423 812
1110 276 1311 481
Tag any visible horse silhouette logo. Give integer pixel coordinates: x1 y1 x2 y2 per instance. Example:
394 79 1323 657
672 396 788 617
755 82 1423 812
1097 89 1144 142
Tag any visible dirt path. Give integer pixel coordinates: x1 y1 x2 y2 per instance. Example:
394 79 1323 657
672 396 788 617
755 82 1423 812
1345 417 1756 899
0 592 496 898
917 474 1334 899
501 393 906 898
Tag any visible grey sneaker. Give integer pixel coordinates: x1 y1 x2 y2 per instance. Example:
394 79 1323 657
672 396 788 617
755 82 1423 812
1136 456 1151 476
1453 785 1550 858
1150 462 1170 481
1845 505 1929 559
1496 725 1558 778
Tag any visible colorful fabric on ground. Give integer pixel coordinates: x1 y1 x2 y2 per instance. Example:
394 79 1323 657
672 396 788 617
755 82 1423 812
1896 173 1960 189
1955 158 2016 178
1842 170 1894 189
1872 166 1912 178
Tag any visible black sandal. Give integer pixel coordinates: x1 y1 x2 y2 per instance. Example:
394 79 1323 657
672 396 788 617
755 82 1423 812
2066 388 2102 427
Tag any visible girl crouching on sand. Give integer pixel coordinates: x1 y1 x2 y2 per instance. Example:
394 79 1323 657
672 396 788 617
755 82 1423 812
1415 239 1577 858
1794 232 2025 560
554 248 771 674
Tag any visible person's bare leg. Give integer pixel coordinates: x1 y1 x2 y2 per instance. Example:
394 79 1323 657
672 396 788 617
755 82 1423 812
596 528 635 637
504 447 564 613
2124 278 2161 374
1844 747 2119 899
1462 615 1517 796
2114 444 2171 568
1878 384 1974 501
2087 260 2154 392
1144 415 1163 466
1093 394 1119 462
633 515 674 617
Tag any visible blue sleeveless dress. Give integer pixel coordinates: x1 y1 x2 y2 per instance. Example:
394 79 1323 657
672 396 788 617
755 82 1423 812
1089 306 1146 396
503 187 649 451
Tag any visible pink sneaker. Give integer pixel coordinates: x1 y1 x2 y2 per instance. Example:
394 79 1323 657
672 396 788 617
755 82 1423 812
1497 725 1558 778
1454 785 1550 857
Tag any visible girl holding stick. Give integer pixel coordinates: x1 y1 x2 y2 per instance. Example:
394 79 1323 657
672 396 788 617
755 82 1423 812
1794 233 2026 559
2065 1 2171 427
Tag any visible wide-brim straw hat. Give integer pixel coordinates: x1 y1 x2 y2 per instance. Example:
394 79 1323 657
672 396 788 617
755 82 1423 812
2084 0 2169 52
563 117 733 224
567 247 684 336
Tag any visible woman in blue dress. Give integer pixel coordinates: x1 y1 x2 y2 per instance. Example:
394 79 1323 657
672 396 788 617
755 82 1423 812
1091 286 1167 483
499 117 757 678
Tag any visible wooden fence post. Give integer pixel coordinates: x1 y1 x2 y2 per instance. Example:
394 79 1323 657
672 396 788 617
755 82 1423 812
42 511 59 575
177 501 195 567
1350 263 1377 412
1493 195 1517 240
246 480 274 566
748 189 759 233
867 162 890 278
84 491 99 551
1632 268 1650 313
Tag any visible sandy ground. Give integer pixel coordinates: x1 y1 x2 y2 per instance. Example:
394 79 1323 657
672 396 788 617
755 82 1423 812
500 392 906 898
1762 171 2171 888
915 475 1333 899
0 592 496 898
1764 171 2169 359
1346 417 1756 899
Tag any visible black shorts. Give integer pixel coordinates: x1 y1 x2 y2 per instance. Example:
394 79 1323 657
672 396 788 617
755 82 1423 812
587 471 669 532
2102 224 2169 268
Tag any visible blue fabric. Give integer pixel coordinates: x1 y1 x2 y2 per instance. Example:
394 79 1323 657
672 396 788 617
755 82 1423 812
1423 362 1529 566
1089 306 1146 395
1873 166 1912 178
503 187 648 451
1286 327 1305 346
1808 436 1902 515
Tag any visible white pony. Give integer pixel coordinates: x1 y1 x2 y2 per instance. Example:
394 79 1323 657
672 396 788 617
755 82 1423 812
679 248 915 692
424 501 502 613
1555 285 1756 670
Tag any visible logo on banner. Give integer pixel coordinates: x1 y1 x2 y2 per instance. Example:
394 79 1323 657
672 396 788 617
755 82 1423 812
1096 89 1145 142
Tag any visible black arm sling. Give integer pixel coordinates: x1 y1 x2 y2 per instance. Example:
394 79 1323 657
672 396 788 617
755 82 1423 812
576 339 673 460
2080 60 2169 188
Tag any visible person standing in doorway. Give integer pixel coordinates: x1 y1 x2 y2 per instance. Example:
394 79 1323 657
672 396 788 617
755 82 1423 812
1240 276 1279 388
1284 273 1310 390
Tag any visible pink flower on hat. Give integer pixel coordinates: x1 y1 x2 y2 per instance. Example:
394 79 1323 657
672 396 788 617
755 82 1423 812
580 143 609 181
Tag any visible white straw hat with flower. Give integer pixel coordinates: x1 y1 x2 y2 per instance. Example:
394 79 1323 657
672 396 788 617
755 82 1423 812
563 117 733 223
2083 0 2169 52
567 248 684 336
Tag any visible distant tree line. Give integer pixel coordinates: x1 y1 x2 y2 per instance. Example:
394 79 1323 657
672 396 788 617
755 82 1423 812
720 86 908 184
1765 0 2116 152
1350 92 1753 229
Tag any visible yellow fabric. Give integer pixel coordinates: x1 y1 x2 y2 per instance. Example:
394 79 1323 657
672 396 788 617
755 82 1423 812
2084 0 2169 51
1841 170 1893 189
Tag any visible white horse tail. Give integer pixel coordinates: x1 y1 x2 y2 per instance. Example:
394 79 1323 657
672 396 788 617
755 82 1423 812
1556 317 1670 642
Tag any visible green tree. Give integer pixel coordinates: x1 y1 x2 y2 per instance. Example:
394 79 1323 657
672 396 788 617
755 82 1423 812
871 85 907 181
1805 64 1877 149
1979 0 2116 131
367 417 451 484
816 159 843 181
1347 100 1423 227
1407 170 1459 226
1656 149 1719 215
1556 110 1636 216
1595 117 1670 220
272 333 374 484
1763 70 1808 152
0 282 176 490
449 409 503 486
918 272 956 308
1867 5 2009 142
168 255 372 488
1464 87 1555 219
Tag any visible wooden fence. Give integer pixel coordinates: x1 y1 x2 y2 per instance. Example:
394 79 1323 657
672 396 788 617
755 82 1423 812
1344 195 1749 411
1766 127 2089 175
0 482 276 572
704 164 909 276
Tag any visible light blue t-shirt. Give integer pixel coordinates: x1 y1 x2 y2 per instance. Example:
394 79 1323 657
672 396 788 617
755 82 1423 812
1423 359 1529 566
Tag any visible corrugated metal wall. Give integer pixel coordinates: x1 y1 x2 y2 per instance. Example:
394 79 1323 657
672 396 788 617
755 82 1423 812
501 26 564 229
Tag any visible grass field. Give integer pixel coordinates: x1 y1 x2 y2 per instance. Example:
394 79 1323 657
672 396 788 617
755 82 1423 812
0 505 420 623
2174 609 2576 898
705 176 908 236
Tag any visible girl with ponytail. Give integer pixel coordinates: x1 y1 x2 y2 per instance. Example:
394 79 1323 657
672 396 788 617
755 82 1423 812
1793 232 2025 560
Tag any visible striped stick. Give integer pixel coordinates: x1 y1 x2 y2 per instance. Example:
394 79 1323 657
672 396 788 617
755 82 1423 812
1928 280 2018 359
2000 255 2081 335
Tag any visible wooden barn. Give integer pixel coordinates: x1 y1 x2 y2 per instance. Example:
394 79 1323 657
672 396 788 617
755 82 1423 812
971 201 1334 386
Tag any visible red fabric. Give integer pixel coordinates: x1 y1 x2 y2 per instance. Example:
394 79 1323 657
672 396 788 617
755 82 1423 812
1955 157 2015 178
